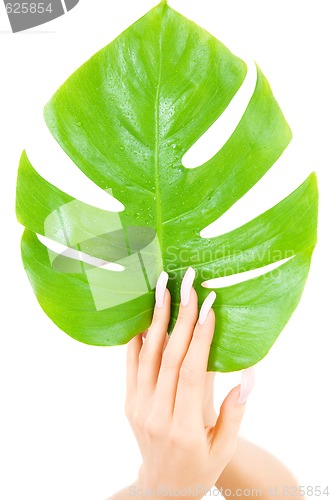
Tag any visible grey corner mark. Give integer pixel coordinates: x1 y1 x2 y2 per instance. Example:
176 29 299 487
64 0 79 12
3 0 80 33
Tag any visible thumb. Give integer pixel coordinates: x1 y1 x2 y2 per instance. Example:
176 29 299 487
211 368 255 461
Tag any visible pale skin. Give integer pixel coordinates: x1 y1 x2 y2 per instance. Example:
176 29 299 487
110 268 301 499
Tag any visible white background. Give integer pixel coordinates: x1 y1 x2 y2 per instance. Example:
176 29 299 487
1 1 330 499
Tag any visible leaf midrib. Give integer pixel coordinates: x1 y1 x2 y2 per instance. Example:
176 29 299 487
154 12 165 269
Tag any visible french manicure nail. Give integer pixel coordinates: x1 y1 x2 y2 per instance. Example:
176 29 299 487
156 271 169 308
180 267 196 306
238 367 255 404
198 291 217 325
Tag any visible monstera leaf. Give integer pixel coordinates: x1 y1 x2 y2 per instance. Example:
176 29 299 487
16 0 318 372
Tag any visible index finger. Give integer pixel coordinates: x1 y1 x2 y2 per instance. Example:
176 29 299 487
173 291 216 428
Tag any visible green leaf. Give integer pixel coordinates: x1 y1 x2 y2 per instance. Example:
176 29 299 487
16 2 318 371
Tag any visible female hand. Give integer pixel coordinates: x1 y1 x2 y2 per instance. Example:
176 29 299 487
124 267 253 499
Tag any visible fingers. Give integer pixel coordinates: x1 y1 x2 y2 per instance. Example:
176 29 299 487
136 272 171 407
162 332 170 352
125 332 143 417
173 292 216 427
203 372 217 427
237 367 255 405
127 267 219 435
152 268 198 419
211 368 255 461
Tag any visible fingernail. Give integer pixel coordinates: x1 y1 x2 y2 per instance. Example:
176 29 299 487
238 367 255 404
156 271 169 308
198 291 217 325
180 267 196 306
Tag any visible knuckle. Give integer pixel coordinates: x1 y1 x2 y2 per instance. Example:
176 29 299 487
176 308 194 325
144 419 163 439
151 310 165 327
193 327 212 345
138 344 150 364
132 410 144 430
179 363 199 386
228 411 244 427
161 349 180 370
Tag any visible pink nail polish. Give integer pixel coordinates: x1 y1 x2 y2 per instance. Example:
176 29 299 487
180 267 196 306
238 367 255 404
156 271 169 308
198 291 217 325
